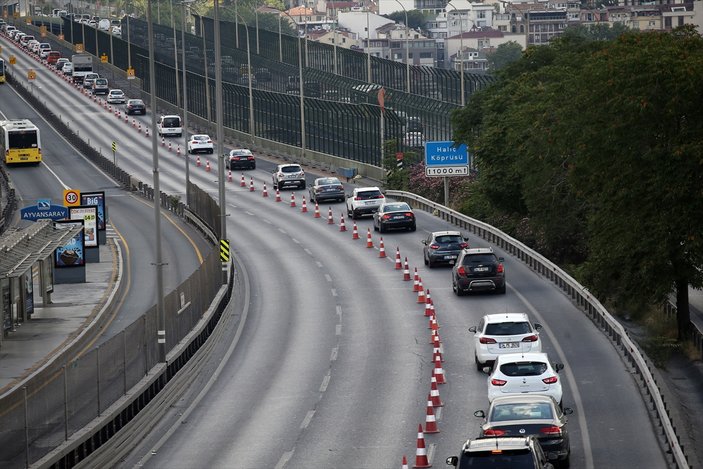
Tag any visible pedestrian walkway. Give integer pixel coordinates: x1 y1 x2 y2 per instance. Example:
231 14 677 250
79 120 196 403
0 238 118 395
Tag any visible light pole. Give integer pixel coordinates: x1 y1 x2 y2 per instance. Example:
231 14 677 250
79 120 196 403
171 4 180 109
366 7 371 82
392 0 410 93
145 0 166 363
254 7 260 55
214 0 227 249
233 12 255 141
201 15 212 127
331 7 337 75
446 3 465 106
181 0 194 201
278 13 283 62
280 10 306 160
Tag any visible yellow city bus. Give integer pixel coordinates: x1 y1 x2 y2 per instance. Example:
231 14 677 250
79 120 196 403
0 58 6 84
0 119 42 164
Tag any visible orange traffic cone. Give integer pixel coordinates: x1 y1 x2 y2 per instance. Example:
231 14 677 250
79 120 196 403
138 123 142 133
262 184 269 197
176 146 181 157
430 376 443 407
428 313 438 330
425 395 439 434
228 170 232 182
275 189 282 202
433 355 446 385
413 424 431 468
240 174 246 187
137 119 140 130
402 455 409 469
403 258 411 281
301 196 308 213
145 127 149 137
366 229 373 248
206 160 211 172
168 141 173 152
327 207 334 225
379 237 386 258
313 202 320 218
433 346 443 364
339 214 347 232
417 279 426 303
425 289 432 305
196 156 201 167
352 222 359 239
394 248 402 269
249 177 255 192
413 268 420 292
430 329 440 345
290 193 297 207
424 300 432 318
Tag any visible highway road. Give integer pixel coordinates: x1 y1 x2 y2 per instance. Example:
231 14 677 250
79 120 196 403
0 52 211 344
1 33 669 468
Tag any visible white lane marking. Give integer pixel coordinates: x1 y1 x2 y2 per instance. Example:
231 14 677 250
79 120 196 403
512 286 594 469
320 372 331 392
427 443 437 466
335 324 342 336
330 346 338 361
316 261 323 268
300 410 315 430
278 228 286 234
336 305 342 318
331 289 338 297
304 248 312 255
263 219 272 225
244 210 254 216
43 163 70 189
435 407 442 419
275 450 295 469
292 238 300 244
324 274 332 283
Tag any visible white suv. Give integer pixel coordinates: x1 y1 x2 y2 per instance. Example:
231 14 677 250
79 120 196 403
470 313 542 371
272 164 305 190
346 187 385 219
485 352 564 405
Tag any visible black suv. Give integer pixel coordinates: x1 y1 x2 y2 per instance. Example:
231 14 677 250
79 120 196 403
451 248 506 295
446 436 554 469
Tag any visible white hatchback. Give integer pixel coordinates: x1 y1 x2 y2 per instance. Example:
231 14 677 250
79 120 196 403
187 134 214 154
485 352 564 406
107 89 126 104
470 313 542 370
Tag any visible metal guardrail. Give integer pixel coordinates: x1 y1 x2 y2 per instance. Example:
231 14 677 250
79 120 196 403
387 190 690 469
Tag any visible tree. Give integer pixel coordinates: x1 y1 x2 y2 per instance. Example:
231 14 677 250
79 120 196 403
383 10 429 32
486 41 523 71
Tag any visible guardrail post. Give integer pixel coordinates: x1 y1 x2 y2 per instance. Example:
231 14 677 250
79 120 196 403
24 386 29 469
97 346 101 416
63 365 68 442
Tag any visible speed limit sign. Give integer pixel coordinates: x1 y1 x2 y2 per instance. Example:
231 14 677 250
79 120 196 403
63 189 81 207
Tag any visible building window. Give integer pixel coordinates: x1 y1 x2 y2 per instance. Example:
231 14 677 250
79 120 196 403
420 52 432 58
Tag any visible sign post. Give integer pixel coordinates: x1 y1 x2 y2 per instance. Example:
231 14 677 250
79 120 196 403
425 141 470 207
111 141 117 165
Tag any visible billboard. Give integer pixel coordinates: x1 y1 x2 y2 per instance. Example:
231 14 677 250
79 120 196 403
68 205 98 248
54 220 86 268
80 191 106 231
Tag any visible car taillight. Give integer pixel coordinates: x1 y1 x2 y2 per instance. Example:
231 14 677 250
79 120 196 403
405 212 413 217
247 156 254 160
522 335 539 342
232 157 240 160
429 244 440 250
483 428 507 436
542 376 558 384
207 140 212 143
539 426 562 437
497 263 504 273
336 185 344 190
354 196 361 200
479 337 497 344
456 266 466 276
382 214 392 220
491 378 507 386
459 242 469 249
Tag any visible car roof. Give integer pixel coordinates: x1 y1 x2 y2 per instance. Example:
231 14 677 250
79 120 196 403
230 148 252 153
483 313 530 323
431 230 461 238
355 186 381 192
279 163 301 168
489 394 558 406
495 352 550 364
462 436 533 452
463 247 494 255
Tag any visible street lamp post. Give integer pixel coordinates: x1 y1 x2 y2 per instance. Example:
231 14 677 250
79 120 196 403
278 13 283 62
181 0 194 201
254 8 260 55
213 0 227 247
366 8 371 82
280 10 306 160
392 0 410 93
145 0 167 364
171 4 180 109
446 3 465 107
201 15 212 127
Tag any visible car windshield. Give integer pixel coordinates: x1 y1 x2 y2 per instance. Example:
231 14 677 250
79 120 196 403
357 190 382 199
459 450 536 468
490 402 554 422
485 322 531 336
383 203 410 212
499 361 548 377
463 254 495 265
281 166 302 173
317 178 340 186
435 235 463 244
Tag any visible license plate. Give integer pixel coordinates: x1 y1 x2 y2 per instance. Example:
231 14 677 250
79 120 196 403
365 201 376 205
393 215 405 220
474 267 489 272
499 342 519 349
444 255 457 260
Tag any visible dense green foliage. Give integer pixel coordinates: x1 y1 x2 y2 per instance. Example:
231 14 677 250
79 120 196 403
450 26 703 338
486 42 524 71
384 10 431 31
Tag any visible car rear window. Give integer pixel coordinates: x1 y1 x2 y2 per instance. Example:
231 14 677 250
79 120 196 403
435 235 463 244
281 165 302 173
357 190 383 199
485 322 531 336
462 254 496 265
162 117 180 127
384 203 410 212
318 178 340 185
95 79 107 85
460 449 536 468
491 403 554 421
500 361 548 377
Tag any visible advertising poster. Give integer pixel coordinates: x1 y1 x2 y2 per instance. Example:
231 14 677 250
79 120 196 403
68 205 98 248
54 220 86 268
80 191 106 231
24 271 34 316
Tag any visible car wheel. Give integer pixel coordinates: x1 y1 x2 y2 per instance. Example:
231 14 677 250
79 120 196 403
559 457 570 469
453 279 464 296
475 355 483 372
300 182 306 189
379 223 385 233
428 258 434 269
497 284 506 295
209 149 213 154
424 255 429 266
410 224 416 232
